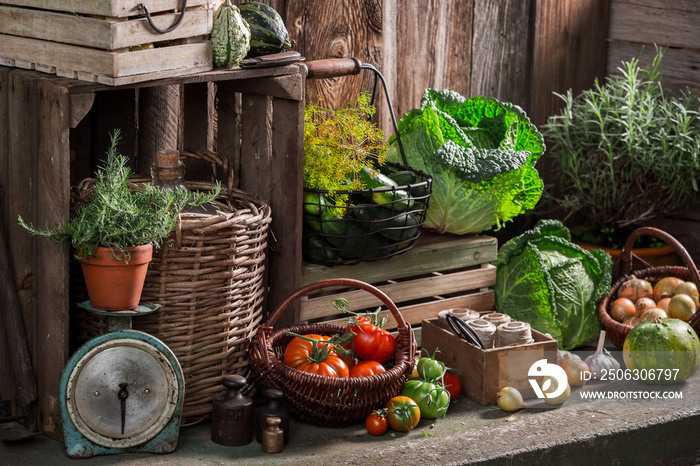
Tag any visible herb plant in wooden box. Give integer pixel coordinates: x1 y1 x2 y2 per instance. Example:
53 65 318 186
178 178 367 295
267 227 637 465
17 130 219 310
542 47 700 260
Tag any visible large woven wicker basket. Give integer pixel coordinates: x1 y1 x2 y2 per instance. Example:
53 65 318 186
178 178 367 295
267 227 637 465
597 227 700 348
73 149 271 423
248 278 416 427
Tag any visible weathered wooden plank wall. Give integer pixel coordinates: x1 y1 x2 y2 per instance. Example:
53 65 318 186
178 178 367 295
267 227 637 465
607 0 700 263
607 0 700 90
253 0 609 130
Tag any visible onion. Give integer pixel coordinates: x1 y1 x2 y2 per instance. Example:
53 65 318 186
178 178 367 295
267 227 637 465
634 297 657 317
653 276 684 302
640 308 668 322
496 387 526 412
557 350 581 366
543 376 571 406
611 298 636 322
618 275 653 302
562 353 589 387
584 330 619 380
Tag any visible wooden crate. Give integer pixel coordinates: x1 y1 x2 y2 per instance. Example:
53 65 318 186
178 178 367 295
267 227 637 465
298 233 498 338
421 317 558 405
0 63 306 440
0 1 213 85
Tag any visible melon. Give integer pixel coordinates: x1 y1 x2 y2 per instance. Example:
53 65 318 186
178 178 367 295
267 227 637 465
623 318 700 384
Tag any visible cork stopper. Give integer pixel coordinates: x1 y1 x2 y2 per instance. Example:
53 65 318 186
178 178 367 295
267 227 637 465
156 150 182 167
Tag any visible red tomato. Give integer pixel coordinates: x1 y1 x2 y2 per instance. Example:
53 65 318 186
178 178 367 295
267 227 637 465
349 360 386 378
440 372 462 401
365 410 388 436
284 334 350 378
352 325 397 364
386 396 420 432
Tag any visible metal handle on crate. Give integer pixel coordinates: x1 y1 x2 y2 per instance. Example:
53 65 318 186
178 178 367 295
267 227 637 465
303 58 409 168
137 0 188 34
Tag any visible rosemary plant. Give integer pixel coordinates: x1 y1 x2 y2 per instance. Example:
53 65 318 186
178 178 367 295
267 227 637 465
543 47 700 243
17 129 220 259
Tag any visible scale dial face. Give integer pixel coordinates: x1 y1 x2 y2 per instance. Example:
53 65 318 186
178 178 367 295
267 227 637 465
65 337 179 449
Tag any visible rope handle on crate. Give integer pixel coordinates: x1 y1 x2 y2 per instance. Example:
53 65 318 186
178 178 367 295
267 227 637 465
303 58 408 168
258 278 415 355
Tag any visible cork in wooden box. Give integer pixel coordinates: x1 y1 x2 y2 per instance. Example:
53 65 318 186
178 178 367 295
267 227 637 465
0 0 213 85
421 317 558 405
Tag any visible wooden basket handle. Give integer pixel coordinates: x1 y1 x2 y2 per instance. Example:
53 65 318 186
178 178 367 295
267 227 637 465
264 278 412 333
616 227 700 283
179 149 236 196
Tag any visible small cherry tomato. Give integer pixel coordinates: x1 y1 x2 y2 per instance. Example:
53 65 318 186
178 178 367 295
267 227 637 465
365 409 388 436
440 372 462 401
350 360 386 378
386 396 420 432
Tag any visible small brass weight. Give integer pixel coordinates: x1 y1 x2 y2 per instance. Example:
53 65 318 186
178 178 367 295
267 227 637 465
261 417 284 453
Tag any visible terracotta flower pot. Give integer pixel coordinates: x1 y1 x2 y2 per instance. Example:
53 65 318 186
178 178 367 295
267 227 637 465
577 242 680 267
80 244 153 311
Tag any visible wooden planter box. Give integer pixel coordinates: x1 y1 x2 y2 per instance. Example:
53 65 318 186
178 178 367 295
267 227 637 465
298 232 498 340
0 0 213 85
421 317 558 405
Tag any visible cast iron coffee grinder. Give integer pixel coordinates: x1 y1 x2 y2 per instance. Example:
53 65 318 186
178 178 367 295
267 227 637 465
59 302 185 458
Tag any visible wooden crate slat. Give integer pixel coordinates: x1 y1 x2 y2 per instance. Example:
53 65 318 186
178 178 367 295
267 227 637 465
3 0 211 17
34 78 71 440
0 34 212 84
313 290 496 330
0 6 211 50
301 233 498 286
268 95 305 327
299 265 497 322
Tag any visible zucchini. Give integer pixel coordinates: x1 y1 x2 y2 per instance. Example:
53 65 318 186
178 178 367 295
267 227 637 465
303 191 326 216
387 170 417 186
388 169 429 198
306 208 394 260
303 228 340 264
238 2 293 57
358 166 413 211
351 204 420 242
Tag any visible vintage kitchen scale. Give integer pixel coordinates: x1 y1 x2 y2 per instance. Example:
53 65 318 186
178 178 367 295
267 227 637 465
59 302 184 459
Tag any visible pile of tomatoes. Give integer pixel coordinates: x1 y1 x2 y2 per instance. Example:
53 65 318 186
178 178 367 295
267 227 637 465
282 300 463 437
365 350 462 436
283 302 398 379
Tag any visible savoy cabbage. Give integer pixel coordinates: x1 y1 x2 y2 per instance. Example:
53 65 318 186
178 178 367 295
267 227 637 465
386 89 545 235
494 220 613 350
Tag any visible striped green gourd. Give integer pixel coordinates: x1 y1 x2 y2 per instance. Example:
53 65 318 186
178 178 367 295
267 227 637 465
238 2 293 57
210 0 250 67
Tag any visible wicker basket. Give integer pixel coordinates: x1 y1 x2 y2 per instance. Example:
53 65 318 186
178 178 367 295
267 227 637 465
597 227 700 347
73 149 272 423
248 278 417 427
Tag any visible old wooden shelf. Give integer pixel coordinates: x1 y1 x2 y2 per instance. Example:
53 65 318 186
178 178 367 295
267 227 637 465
0 63 305 440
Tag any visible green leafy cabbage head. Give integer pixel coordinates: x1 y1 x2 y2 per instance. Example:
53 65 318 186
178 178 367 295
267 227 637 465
388 90 545 235
494 220 613 350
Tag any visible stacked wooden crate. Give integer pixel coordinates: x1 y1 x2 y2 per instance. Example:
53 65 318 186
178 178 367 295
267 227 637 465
298 232 498 343
0 0 213 85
